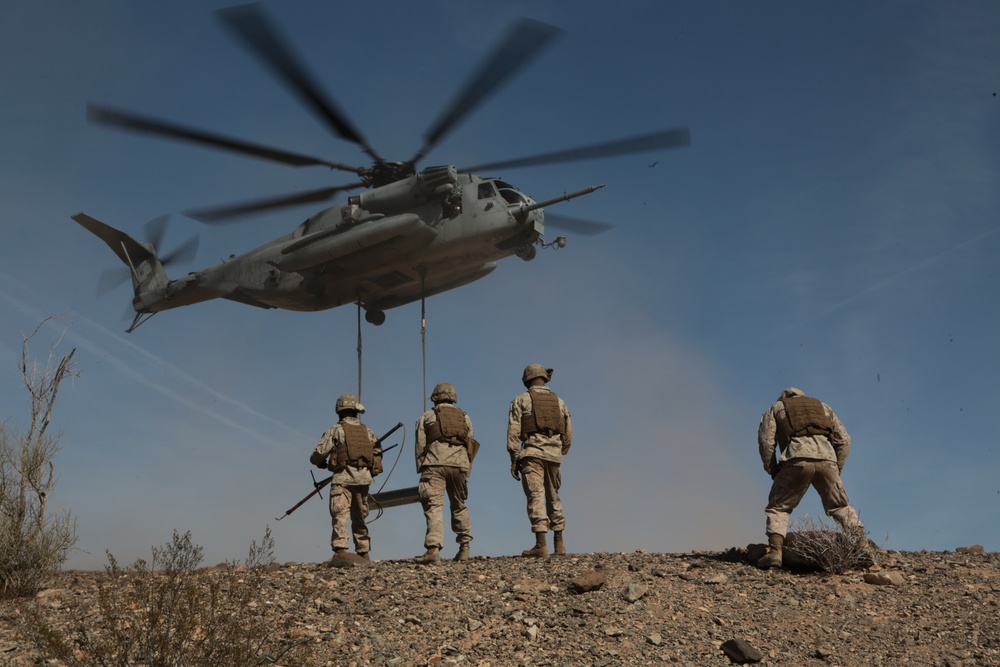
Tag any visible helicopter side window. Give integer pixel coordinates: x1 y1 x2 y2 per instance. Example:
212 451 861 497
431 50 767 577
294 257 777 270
498 188 526 206
491 179 527 206
478 182 498 200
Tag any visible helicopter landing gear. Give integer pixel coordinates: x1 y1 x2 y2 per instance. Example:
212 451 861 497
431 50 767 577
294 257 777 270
515 244 537 261
365 308 386 326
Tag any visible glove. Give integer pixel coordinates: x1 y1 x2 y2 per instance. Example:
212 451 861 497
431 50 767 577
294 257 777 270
510 459 521 481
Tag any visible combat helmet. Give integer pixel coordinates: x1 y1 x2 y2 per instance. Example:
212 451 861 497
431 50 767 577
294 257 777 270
335 393 365 415
780 387 805 399
431 382 457 404
522 364 553 387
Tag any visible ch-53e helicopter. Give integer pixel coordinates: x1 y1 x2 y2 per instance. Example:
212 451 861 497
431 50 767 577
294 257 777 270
75 4 690 332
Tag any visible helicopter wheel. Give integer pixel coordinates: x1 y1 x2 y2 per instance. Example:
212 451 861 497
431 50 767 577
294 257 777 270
515 244 537 261
365 308 386 326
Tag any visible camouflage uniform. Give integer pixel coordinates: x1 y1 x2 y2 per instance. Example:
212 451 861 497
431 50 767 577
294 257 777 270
757 388 864 538
415 397 475 553
310 398 379 557
507 367 573 544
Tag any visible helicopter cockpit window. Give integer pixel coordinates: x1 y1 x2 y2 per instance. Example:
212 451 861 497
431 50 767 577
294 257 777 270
493 180 527 206
477 182 498 200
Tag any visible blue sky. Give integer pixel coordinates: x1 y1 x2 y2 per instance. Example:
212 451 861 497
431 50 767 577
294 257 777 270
1 1 998 569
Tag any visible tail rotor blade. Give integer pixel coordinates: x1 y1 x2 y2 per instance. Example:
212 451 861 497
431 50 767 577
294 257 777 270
160 234 200 266
143 214 170 248
97 268 130 296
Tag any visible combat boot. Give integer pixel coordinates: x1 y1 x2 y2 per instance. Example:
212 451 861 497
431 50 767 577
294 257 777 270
849 526 877 567
552 531 567 556
454 543 471 562
757 533 784 570
521 532 549 558
414 547 441 565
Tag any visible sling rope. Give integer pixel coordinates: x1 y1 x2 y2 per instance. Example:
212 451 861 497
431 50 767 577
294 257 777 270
356 301 363 400
419 267 428 412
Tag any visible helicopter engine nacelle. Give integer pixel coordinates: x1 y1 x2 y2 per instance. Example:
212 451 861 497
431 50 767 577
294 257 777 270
351 165 457 215
275 213 430 272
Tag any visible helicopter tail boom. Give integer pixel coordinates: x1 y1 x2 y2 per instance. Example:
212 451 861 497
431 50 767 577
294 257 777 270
73 212 207 316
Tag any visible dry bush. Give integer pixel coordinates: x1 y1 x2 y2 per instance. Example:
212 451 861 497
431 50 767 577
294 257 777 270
784 515 878 573
21 528 311 667
1 318 78 598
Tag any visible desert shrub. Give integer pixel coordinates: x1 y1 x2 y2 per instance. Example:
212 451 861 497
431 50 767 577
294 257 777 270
784 515 878 573
21 527 310 666
1 319 78 598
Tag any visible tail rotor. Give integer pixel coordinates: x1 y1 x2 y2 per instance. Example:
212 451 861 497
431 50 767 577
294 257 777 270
93 215 199 296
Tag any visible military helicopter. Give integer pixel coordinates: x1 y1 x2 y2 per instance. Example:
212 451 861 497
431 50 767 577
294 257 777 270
75 5 690 332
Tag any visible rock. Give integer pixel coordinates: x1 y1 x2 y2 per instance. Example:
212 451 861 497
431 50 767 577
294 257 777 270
721 637 763 663
746 543 768 563
569 570 607 594
324 552 371 568
624 582 648 602
864 571 906 586
956 545 985 554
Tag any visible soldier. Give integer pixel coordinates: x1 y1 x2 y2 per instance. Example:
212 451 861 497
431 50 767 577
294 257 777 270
413 382 476 564
310 394 381 562
507 364 573 557
757 387 867 569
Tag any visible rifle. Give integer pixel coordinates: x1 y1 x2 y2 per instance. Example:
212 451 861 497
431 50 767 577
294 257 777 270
275 421 403 521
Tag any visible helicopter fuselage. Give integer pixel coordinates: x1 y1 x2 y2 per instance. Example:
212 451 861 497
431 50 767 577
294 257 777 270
128 167 545 322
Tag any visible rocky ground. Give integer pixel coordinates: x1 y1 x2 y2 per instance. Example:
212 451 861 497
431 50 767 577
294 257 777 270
1 544 998 667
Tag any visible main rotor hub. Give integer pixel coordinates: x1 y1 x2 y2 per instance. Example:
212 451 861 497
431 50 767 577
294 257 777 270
363 161 417 188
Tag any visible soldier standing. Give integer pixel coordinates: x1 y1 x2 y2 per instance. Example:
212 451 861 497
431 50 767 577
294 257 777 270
310 394 381 562
507 364 573 557
757 387 867 569
413 383 476 564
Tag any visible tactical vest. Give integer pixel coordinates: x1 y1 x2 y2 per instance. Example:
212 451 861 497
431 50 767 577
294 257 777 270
520 389 565 439
424 404 470 445
334 421 375 470
776 396 834 447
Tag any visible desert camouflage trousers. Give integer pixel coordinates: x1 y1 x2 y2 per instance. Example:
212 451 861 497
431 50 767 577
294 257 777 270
418 466 472 549
330 484 370 554
520 457 565 533
765 459 863 537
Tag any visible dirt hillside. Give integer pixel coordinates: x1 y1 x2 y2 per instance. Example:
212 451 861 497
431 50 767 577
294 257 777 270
2 546 997 666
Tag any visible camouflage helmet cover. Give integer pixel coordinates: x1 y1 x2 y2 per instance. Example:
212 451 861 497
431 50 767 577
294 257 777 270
431 382 458 403
522 364 553 387
335 393 365 414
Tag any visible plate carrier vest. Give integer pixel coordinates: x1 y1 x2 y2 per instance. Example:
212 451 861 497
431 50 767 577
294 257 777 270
776 396 834 447
334 421 375 471
519 389 565 439
424 404 470 445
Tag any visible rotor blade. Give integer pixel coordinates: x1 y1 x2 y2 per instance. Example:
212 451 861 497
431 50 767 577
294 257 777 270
97 268 130 296
185 182 365 223
543 213 614 237
463 127 692 173
215 4 382 162
142 214 171 248
87 104 362 173
160 234 200 266
413 17 563 164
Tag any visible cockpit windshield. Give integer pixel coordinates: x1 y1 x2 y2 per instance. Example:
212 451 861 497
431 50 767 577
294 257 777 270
493 180 529 206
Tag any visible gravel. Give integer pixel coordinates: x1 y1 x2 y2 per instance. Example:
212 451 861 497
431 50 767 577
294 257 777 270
2 546 998 666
